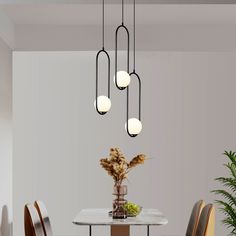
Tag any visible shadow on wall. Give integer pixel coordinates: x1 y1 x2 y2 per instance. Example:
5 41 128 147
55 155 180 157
0 205 12 236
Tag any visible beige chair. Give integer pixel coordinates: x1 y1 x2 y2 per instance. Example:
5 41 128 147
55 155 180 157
195 204 215 236
34 201 53 236
186 200 205 236
162 200 205 236
24 204 45 236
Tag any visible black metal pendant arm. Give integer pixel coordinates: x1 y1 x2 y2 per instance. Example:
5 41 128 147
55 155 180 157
115 24 130 90
95 49 111 115
95 0 111 115
126 71 141 137
126 0 142 137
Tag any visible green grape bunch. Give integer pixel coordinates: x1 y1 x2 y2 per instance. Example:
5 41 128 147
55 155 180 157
123 202 142 217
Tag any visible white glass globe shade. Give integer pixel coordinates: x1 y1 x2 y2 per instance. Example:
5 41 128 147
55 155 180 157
125 118 142 136
94 95 111 114
114 71 131 88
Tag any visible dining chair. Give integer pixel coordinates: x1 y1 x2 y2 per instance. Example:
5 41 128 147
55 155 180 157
24 204 45 236
195 204 215 236
185 200 205 236
34 200 53 236
161 200 205 236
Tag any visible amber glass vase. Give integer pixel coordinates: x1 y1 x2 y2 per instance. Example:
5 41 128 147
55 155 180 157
112 185 127 219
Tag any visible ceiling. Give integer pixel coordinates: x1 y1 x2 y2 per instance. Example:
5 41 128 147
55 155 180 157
0 0 236 4
1 0 236 50
2 4 236 25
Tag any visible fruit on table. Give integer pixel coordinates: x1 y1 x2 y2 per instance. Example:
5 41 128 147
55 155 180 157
123 202 142 216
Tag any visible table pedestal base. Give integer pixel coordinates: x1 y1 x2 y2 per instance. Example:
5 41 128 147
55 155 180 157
111 225 130 236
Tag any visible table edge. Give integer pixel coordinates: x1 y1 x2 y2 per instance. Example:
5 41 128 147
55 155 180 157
72 219 169 226
73 208 168 226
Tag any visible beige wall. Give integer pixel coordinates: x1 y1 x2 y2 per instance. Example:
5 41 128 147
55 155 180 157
0 38 12 236
13 51 236 236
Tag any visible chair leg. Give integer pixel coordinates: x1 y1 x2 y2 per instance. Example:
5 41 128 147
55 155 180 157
147 225 150 236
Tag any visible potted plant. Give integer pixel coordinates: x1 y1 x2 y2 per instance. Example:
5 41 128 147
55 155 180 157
212 151 236 235
100 148 147 219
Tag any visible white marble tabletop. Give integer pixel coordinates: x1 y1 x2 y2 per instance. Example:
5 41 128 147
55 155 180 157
73 208 168 226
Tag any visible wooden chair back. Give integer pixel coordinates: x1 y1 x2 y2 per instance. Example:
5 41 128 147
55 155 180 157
186 200 205 236
195 204 215 236
24 204 45 236
34 201 53 236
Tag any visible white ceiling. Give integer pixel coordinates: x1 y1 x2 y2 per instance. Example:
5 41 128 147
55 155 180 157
0 0 236 3
2 4 236 25
1 0 236 50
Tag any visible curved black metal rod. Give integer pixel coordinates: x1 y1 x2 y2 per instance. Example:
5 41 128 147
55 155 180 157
95 49 111 115
126 71 141 137
115 24 130 90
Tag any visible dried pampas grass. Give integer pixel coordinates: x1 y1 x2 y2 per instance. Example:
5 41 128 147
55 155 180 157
100 148 147 185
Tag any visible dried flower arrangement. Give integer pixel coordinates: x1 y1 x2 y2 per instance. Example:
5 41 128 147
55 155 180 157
100 147 147 186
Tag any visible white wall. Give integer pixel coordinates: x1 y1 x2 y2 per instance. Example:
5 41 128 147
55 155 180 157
0 8 14 50
0 38 12 236
14 24 236 52
13 51 236 236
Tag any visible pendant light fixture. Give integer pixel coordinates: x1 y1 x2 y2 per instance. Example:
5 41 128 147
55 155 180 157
125 0 142 137
93 0 143 137
114 0 131 90
94 0 111 115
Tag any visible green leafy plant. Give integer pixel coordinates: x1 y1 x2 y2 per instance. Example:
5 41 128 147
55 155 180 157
212 151 236 235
